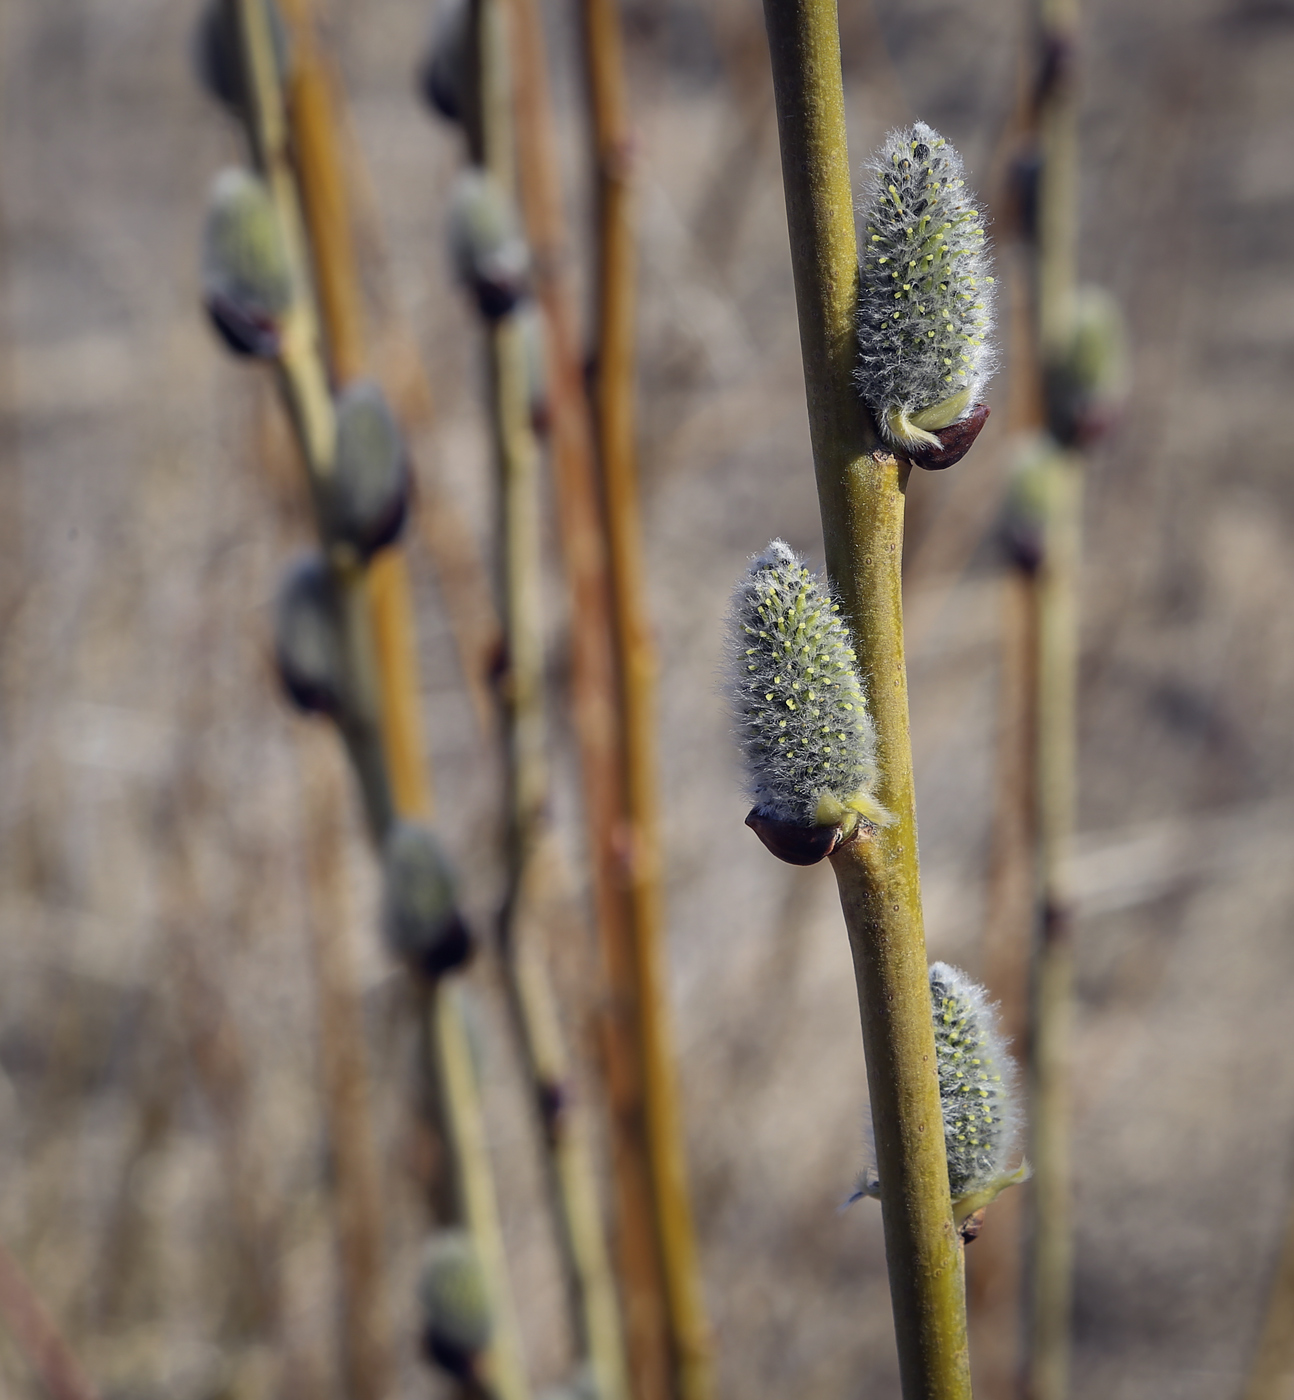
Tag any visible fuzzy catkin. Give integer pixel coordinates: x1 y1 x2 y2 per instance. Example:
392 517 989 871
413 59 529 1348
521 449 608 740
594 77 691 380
201 167 293 357
727 540 888 830
928 962 1019 1201
856 122 995 451
855 962 1025 1216
417 1230 492 1379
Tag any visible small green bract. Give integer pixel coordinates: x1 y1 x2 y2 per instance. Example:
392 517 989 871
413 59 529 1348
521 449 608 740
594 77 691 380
727 540 889 832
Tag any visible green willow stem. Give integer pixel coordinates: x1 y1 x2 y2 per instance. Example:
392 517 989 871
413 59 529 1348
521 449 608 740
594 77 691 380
466 0 629 1394
428 981 531 1400
230 14 395 1400
490 304 631 1400
759 0 972 1394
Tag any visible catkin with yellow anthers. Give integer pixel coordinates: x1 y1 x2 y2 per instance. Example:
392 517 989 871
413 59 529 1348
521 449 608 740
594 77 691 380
855 962 1027 1222
928 962 1023 1210
201 167 293 359
856 122 997 452
726 540 889 834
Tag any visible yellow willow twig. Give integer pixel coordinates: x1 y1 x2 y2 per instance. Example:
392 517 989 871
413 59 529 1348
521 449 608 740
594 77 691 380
492 298 631 1400
230 8 393 1400
276 0 434 822
759 0 971 1393
580 0 712 1393
502 0 672 1391
461 0 629 1392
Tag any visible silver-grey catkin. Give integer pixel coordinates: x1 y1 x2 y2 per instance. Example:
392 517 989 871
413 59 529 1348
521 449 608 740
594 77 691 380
854 961 1027 1219
726 540 889 831
929 961 1020 1201
856 122 996 451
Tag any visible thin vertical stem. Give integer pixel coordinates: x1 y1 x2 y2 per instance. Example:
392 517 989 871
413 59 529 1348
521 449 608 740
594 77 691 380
491 307 630 1400
580 0 712 1394
1024 0 1081 1389
425 978 531 1400
968 568 1036 1398
299 729 394 1400
503 0 673 1395
468 1 631 1392
1242 1186 1294 1400
760 0 972 1394
231 12 394 1399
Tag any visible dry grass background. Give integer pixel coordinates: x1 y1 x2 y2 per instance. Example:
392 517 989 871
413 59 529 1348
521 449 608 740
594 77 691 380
1 0 1294 1398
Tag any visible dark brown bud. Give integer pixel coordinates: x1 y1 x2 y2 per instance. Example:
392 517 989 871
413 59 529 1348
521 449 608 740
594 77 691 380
745 808 842 866
906 403 991 471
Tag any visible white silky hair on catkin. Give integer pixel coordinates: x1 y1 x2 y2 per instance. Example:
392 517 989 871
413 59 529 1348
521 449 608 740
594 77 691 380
856 122 997 447
851 962 1023 1209
725 540 883 827
928 961 1020 1199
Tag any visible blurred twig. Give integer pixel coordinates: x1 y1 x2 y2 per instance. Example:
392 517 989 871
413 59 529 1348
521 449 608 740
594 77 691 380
0 1238 101 1400
503 0 679 1394
297 726 393 1400
581 0 713 1388
266 9 532 1399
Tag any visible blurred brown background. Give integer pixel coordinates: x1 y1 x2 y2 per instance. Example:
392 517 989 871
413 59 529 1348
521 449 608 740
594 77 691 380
1 0 1293 1397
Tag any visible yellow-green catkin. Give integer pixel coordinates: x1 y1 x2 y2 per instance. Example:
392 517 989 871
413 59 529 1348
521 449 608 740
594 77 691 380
417 1229 494 1381
856 962 1028 1224
726 539 890 834
856 122 996 452
201 166 293 359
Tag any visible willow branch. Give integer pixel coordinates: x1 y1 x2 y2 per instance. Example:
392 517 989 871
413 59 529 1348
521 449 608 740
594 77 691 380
256 7 530 1398
581 0 712 1392
760 0 972 1393
503 0 674 1393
